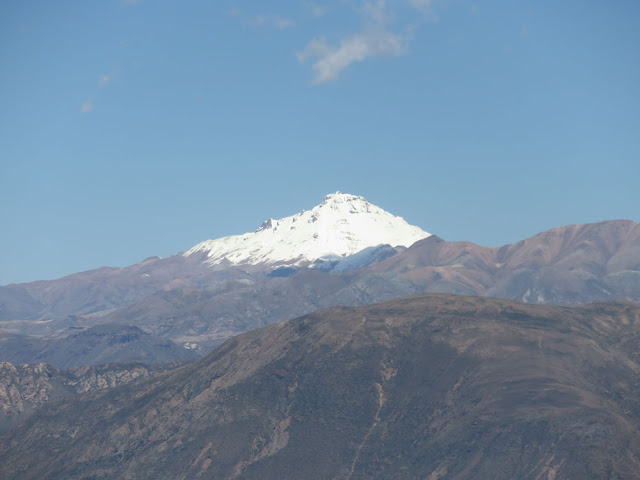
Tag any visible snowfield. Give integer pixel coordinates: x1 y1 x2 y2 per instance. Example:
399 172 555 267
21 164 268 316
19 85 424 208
184 192 431 267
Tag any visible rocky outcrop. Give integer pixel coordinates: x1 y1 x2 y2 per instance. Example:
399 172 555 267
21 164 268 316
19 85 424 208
0 361 166 434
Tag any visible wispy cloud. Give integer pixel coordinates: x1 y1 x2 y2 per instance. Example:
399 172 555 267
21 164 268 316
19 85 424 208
237 0 440 84
408 0 433 14
252 14 295 29
297 0 431 84
361 0 392 25
297 31 408 84
98 74 111 88
408 0 439 22
80 97 95 114
308 2 329 18
80 72 115 113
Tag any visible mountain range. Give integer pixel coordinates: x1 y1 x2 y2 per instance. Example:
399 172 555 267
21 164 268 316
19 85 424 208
2 193 640 478
1 193 639 366
2 294 640 479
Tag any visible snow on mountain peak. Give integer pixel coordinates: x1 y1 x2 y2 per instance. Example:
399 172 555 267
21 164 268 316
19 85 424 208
184 193 431 267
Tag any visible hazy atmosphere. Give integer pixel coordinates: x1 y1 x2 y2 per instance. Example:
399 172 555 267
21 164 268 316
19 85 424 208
1 0 639 284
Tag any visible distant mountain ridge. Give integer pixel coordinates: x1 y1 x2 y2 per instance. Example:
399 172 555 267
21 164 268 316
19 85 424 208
81 219 638 353
0 192 426 322
378 218 640 304
0 323 198 368
0 193 638 366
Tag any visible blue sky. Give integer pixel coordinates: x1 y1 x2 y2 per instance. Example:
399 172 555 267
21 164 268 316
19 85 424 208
1 0 639 285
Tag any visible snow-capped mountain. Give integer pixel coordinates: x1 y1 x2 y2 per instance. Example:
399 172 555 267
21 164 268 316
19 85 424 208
184 192 431 267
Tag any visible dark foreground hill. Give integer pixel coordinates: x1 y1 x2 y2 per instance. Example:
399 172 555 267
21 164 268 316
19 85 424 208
2 294 640 479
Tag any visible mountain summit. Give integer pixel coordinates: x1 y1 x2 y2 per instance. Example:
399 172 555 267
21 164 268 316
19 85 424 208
184 192 431 267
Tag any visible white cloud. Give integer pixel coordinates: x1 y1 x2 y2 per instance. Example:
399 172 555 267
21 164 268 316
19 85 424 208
80 97 95 114
297 31 408 84
293 0 441 84
252 14 295 29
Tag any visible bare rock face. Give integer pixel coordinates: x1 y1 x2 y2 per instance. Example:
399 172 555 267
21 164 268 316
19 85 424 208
2 294 640 479
0 363 59 421
63 363 157 393
0 361 163 434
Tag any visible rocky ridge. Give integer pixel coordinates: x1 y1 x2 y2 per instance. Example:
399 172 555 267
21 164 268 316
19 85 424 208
2 294 640 479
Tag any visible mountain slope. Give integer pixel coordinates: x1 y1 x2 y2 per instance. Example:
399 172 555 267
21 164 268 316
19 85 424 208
377 219 640 303
0 192 428 323
1 190 638 368
0 254 253 322
2 294 640 479
0 361 168 435
89 220 640 353
184 192 430 267
0 324 198 368
2 219 637 365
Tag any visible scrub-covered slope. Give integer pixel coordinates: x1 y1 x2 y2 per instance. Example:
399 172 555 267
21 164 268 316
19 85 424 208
2 294 640 479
